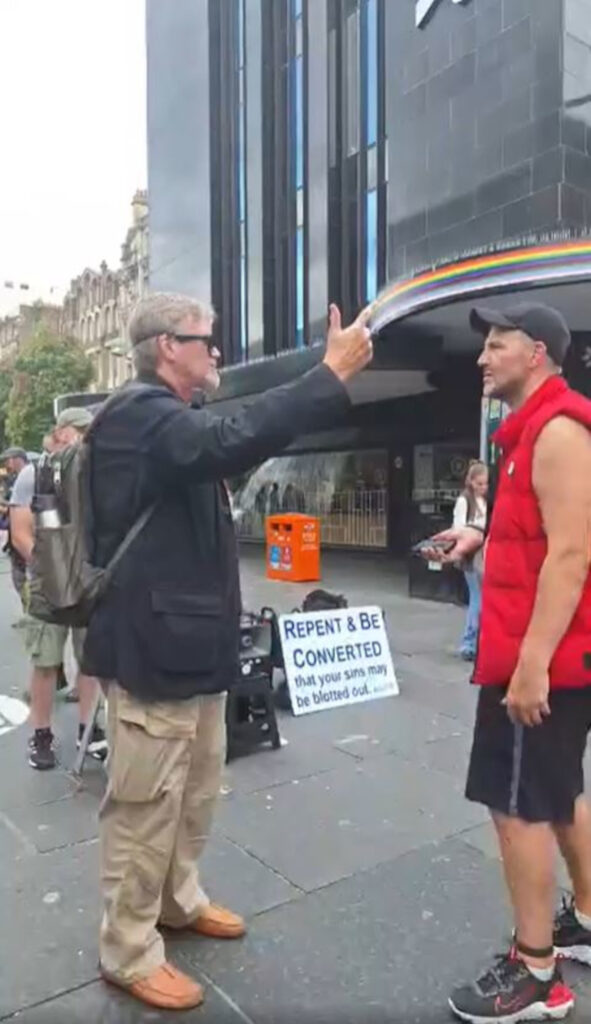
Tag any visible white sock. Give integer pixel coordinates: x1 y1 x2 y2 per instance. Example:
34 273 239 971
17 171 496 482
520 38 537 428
526 962 555 982
575 906 591 931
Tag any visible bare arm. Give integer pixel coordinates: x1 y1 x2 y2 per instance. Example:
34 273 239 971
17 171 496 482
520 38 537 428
422 525 484 564
520 416 591 669
9 505 34 563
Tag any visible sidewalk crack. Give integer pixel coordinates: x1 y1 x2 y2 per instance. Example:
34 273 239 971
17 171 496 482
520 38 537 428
0 978 98 1022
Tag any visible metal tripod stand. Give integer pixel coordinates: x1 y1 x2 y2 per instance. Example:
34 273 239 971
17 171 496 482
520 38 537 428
71 688 104 778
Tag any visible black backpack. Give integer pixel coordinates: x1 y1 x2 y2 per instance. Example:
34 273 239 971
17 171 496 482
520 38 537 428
301 589 348 613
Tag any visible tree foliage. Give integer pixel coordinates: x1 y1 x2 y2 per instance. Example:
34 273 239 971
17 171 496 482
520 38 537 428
5 330 94 450
0 357 14 450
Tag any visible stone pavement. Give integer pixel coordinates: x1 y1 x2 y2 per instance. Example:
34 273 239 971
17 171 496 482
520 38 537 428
1 547 591 1022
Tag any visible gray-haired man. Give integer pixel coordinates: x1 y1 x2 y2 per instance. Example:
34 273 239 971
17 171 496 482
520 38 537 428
83 291 373 1010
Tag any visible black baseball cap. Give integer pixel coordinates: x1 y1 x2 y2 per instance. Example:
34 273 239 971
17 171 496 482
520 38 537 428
470 302 571 367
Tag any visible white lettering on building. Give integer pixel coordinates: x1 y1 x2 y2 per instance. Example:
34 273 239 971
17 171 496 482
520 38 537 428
416 0 471 29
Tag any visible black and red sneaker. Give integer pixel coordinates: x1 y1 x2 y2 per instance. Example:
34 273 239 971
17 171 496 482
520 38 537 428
449 949 574 1022
554 895 591 966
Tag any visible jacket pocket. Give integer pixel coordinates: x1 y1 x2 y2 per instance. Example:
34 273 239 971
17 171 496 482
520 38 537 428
135 590 223 675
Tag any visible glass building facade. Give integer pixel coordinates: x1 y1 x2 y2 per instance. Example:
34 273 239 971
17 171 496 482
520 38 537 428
147 0 389 362
147 0 591 554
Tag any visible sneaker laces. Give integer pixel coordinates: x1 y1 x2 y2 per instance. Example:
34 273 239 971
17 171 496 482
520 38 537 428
33 728 54 750
555 895 577 930
475 950 530 996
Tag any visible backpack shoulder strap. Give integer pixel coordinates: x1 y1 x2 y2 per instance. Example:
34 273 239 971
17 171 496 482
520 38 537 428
103 503 156 579
84 380 159 569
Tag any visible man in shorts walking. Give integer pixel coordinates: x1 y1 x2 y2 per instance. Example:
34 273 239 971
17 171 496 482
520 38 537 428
10 408 107 770
446 303 591 1023
1 447 29 604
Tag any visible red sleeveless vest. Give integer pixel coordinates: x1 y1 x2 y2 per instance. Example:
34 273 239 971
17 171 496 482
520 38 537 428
474 376 591 690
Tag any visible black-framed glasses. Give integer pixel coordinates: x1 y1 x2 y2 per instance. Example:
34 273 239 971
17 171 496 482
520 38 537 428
168 332 217 353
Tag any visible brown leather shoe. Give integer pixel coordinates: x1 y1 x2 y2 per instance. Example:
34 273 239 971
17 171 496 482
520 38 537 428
191 903 246 939
102 962 204 1010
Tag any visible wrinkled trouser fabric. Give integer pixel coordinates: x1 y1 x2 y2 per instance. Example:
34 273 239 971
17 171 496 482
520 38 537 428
99 682 226 983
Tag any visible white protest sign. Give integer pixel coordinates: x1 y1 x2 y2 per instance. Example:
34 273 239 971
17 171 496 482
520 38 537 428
279 606 399 716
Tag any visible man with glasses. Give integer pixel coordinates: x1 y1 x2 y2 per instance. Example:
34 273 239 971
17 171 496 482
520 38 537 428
83 291 373 1010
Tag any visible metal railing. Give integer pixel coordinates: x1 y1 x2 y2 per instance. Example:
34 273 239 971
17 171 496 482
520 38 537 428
233 488 388 549
412 487 462 503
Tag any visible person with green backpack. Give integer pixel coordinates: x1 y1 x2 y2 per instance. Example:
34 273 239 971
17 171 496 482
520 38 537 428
9 407 107 769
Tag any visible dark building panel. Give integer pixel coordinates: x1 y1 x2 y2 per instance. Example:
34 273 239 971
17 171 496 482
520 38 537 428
306 0 328 339
147 0 211 299
245 0 264 359
385 0 582 280
208 0 242 365
561 0 591 234
327 0 385 320
261 0 294 355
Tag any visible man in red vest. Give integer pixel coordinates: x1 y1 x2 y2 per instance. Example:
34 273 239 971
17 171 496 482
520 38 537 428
438 303 591 1023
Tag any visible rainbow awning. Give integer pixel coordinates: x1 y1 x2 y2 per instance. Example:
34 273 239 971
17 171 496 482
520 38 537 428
371 239 591 333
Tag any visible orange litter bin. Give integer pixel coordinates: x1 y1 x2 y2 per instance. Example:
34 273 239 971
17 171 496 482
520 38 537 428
265 514 321 582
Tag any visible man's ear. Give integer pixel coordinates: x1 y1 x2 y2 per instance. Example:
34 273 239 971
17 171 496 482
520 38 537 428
157 334 172 362
532 341 548 367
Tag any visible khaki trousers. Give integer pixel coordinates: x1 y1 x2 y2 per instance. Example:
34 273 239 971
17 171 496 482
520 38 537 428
99 682 226 983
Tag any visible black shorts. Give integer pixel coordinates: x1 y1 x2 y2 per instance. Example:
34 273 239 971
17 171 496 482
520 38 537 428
466 685 591 824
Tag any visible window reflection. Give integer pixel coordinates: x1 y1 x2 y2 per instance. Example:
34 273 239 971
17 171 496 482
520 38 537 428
230 449 388 549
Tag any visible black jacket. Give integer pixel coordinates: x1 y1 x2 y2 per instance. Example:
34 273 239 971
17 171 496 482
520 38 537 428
83 363 350 701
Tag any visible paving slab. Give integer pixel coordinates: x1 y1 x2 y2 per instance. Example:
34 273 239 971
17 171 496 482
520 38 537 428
0 841 100 1019
224 731 355 794
388 615 465 658
399 649 476 687
406 730 473 779
174 837 591 1024
200 834 302 915
0 563 28 678
217 752 487 892
460 820 574 894
0 727 79 813
397 664 479 728
275 684 465 744
0 834 298 1020
0 808 36 863
328 695 469 763
6 977 245 1024
5 789 99 853
8 841 591 1024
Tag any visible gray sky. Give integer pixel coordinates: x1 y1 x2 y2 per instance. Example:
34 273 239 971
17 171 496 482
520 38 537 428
0 0 146 313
